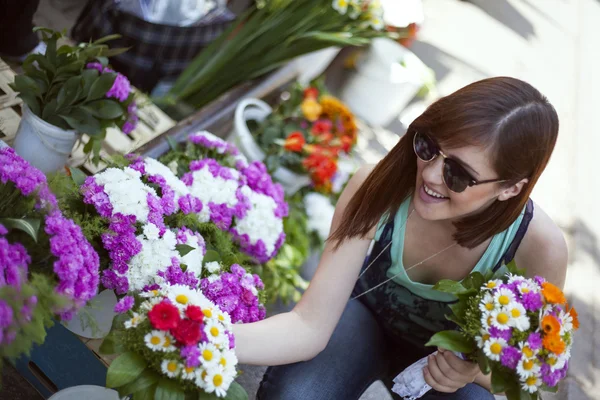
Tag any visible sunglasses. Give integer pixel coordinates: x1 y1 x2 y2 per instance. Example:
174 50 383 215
413 131 505 193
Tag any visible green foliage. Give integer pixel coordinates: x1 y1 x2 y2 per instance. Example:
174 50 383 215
9 28 133 164
107 351 147 388
0 217 41 242
425 330 476 353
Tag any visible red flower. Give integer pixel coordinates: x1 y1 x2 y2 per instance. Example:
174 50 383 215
171 319 202 346
340 136 353 153
303 153 337 187
148 301 180 331
312 120 333 136
303 87 319 99
186 305 204 323
284 132 305 152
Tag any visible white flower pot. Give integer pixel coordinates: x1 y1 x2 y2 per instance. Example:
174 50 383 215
233 98 311 195
13 105 78 173
48 385 120 400
61 289 117 339
339 38 426 127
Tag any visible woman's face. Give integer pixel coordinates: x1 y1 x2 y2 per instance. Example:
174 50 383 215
413 143 507 222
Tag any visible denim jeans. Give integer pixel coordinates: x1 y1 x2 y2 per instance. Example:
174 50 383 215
256 299 494 400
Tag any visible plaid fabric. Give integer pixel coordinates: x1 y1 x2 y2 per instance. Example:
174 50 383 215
72 0 236 91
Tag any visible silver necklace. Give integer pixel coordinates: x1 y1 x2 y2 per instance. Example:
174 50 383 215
351 209 457 300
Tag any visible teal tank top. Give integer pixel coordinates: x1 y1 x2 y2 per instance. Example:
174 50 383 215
351 196 534 348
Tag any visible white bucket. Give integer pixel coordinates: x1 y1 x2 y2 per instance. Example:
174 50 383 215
48 385 120 400
13 105 78 173
339 38 425 127
233 98 311 195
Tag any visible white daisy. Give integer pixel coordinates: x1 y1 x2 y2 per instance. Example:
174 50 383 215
494 287 516 307
124 312 145 329
518 342 538 360
161 359 182 378
218 350 238 374
204 320 228 346
516 280 539 296
140 289 162 298
483 337 506 361
546 352 567 371
204 365 232 398
144 330 166 351
475 329 491 349
516 357 541 379
195 368 209 390
181 365 199 381
161 332 177 352
480 312 494 330
332 0 349 15
483 279 503 291
166 284 201 311
506 302 530 331
216 310 232 328
140 297 162 312
558 309 573 335
479 292 496 314
199 342 221 368
206 261 221 274
521 373 542 393
490 309 512 331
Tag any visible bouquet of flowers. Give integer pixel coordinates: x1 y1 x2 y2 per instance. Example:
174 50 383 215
101 284 247 399
251 82 358 193
392 262 578 400
161 131 288 264
0 147 100 360
166 0 390 110
9 28 138 163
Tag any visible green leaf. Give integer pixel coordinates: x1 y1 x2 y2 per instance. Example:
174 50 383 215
81 69 100 95
25 54 56 74
261 126 281 146
118 369 159 397
425 330 475 353
93 34 122 45
490 364 512 394
67 167 88 187
176 244 196 257
12 75 42 96
102 47 132 58
462 271 485 290
83 99 124 119
57 76 83 110
166 136 179 151
87 72 117 102
432 279 468 295
476 349 490 375
56 61 85 77
0 218 41 242
96 56 109 67
59 108 102 136
203 250 221 263
19 93 41 116
106 351 146 388
541 383 559 393
42 99 59 120
133 384 156 400
155 378 185 400
505 260 526 277
223 381 248 400
198 392 220 400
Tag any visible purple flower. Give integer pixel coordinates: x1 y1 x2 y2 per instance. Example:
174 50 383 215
180 345 201 368
122 121 136 134
188 132 239 156
500 345 521 369
541 363 562 387
226 330 235 349
522 291 544 312
534 276 546 286
114 296 135 314
178 194 203 214
106 73 131 102
81 177 113 218
86 62 104 73
489 326 512 342
527 332 543 351
157 257 198 289
0 300 13 329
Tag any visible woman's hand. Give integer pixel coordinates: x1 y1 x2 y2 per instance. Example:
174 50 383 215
423 348 481 393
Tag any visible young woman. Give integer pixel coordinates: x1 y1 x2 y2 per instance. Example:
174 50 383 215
232 77 568 399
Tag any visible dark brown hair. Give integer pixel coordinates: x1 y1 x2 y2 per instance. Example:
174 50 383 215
330 77 559 249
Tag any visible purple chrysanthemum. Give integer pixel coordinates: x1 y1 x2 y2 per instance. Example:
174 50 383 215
500 345 521 369
522 291 544 312
527 332 543 351
114 296 135 314
106 73 131 102
180 345 201 368
489 326 512 342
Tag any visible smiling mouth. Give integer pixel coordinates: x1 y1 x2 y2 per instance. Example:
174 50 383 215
423 183 449 199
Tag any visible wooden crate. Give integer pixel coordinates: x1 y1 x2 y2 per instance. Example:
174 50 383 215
0 57 176 174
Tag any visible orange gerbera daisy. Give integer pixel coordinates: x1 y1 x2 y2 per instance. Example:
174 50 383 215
541 315 561 336
567 305 580 330
543 333 566 355
541 282 566 305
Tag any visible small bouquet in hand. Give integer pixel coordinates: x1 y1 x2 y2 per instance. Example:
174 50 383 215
392 262 578 400
101 284 247 399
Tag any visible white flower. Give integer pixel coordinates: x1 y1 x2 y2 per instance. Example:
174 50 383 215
516 357 541 379
181 365 200 381
208 274 220 283
140 289 162 298
479 292 496 314
218 350 238 374
204 320 227 346
332 0 349 14
506 302 530 331
215 310 232 328
369 14 384 30
546 352 567 371
94 167 157 222
204 365 232 397
474 329 491 349
483 279 503 291
516 280 539 296
494 287 517 307
143 157 190 200
161 332 177 352
144 330 166 351
206 261 221 274
234 186 284 259
166 284 202 311
187 167 241 209
143 223 161 240
161 359 182 378
124 312 145 329
483 337 506 361
518 342 538 360
304 193 335 242
199 342 221 368
140 297 162 312
490 309 512 331
193 131 231 154
558 309 573 335
168 160 179 175
521 373 542 393
124 228 179 291
178 230 205 277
